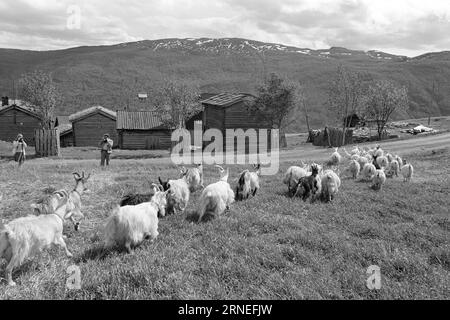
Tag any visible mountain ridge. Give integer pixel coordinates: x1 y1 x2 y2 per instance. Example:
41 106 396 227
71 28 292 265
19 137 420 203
0 37 449 131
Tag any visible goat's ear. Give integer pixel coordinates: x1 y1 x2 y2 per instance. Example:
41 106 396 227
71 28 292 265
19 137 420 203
84 173 91 180
150 184 159 193
73 172 81 180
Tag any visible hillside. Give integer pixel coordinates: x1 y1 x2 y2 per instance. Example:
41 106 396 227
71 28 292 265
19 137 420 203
1 38 449 131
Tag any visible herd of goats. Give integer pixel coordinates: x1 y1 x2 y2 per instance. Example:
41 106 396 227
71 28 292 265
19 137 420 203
0 145 414 286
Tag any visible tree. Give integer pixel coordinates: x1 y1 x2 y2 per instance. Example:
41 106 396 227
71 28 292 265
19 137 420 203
363 80 409 141
252 73 300 148
327 65 366 145
297 83 311 133
154 79 202 129
19 70 61 129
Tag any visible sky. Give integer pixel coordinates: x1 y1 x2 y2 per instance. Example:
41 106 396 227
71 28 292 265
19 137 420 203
0 0 449 57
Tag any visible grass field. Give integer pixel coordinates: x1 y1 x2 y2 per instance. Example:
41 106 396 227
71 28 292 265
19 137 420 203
0 142 449 299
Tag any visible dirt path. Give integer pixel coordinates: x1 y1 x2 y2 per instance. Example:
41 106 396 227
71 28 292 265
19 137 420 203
280 132 450 163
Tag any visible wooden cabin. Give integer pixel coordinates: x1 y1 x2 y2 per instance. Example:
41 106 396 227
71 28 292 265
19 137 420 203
0 100 42 146
117 111 172 150
58 125 74 148
69 106 117 147
198 93 273 152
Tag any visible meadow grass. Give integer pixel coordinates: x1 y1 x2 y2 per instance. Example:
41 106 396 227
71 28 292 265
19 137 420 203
0 147 449 299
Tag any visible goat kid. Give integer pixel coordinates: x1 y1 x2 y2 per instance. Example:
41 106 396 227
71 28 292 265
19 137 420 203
292 164 320 202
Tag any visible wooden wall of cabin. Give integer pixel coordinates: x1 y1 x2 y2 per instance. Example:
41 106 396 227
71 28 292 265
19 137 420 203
119 130 172 150
0 108 41 146
224 101 271 129
60 132 74 147
72 113 117 147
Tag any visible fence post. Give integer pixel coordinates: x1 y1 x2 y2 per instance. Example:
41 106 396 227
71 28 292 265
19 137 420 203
34 128 60 157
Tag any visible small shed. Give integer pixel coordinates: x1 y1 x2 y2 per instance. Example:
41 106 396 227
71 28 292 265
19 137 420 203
343 113 362 128
69 106 117 147
58 125 74 148
117 111 172 150
200 93 273 152
0 100 42 146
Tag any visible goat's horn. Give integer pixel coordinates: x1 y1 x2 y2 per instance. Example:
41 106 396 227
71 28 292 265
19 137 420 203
215 165 224 172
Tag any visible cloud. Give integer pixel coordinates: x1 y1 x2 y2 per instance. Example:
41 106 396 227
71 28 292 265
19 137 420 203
0 0 449 56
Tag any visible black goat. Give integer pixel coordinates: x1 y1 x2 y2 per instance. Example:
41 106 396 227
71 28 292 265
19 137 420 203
372 155 381 170
119 193 155 207
119 183 164 217
292 164 320 202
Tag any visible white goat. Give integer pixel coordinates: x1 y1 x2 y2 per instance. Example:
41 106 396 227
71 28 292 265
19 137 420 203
357 156 369 169
395 155 403 167
385 160 400 178
197 165 235 223
374 146 384 158
376 156 389 169
348 160 361 179
180 163 204 193
236 164 261 201
159 175 190 215
320 170 341 202
0 198 76 286
361 163 377 181
386 153 394 162
328 148 342 167
372 170 387 191
283 164 309 196
104 185 169 253
401 162 414 182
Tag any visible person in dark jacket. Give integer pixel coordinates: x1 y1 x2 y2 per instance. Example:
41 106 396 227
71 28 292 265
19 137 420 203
99 134 113 167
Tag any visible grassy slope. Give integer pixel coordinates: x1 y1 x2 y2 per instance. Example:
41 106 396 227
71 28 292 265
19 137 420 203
0 146 448 299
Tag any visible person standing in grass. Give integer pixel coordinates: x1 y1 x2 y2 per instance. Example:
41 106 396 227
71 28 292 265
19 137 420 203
99 133 113 168
12 133 27 168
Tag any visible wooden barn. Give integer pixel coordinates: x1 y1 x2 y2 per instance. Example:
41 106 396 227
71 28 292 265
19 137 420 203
117 111 172 150
197 93 273 152
0 99 42 146
69 106 117 147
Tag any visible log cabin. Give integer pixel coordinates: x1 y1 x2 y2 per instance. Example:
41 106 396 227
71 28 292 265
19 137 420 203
0 98 42 146
69 106 117 147
189 93 273 153
117 110 172 150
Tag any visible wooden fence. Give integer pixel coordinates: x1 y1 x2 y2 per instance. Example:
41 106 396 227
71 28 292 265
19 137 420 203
312 127 353 147
35 128 60 157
